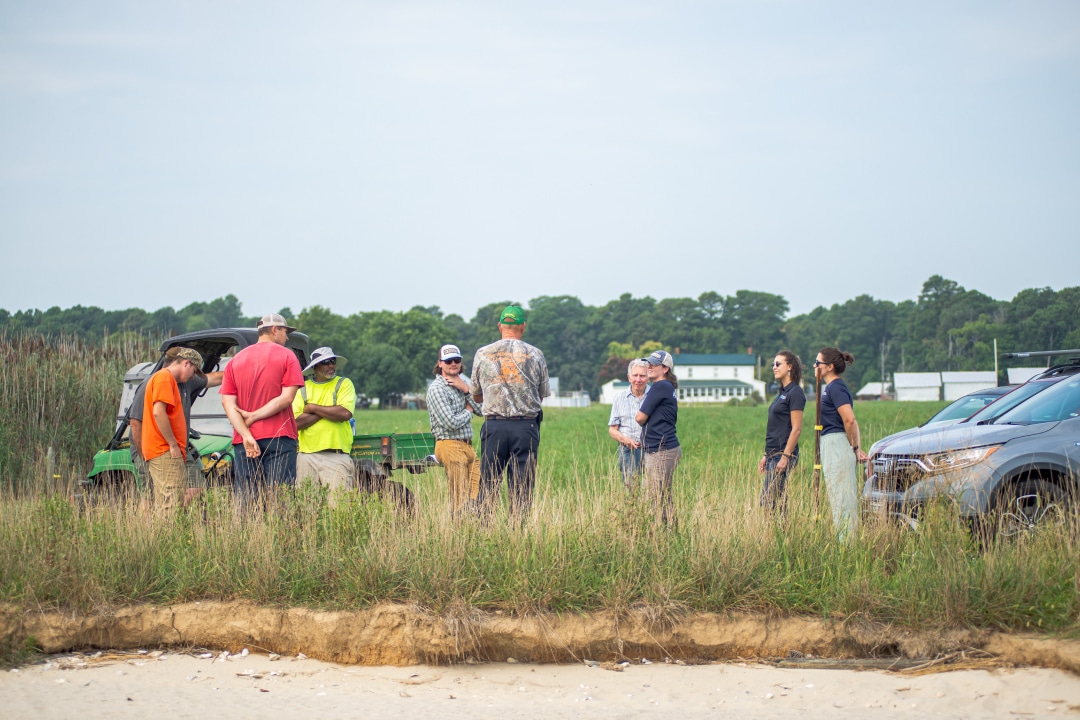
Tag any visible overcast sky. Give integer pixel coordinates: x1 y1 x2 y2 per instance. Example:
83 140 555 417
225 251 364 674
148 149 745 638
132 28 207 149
1 1 1077 321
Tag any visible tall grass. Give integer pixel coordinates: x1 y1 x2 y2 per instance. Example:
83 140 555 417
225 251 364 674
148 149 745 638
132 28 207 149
0 331 156 493
1 340 1077 635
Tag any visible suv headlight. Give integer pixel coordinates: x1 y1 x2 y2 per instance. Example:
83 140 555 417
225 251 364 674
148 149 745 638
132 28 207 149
923 445 1001 471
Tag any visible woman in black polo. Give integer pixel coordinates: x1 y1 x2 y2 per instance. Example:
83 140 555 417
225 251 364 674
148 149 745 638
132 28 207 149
816 346 869 538
635 350 681 525
758 350 805 514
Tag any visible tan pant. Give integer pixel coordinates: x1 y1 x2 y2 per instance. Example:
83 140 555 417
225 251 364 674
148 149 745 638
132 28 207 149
147 454 186 513
644 446 682 525
434 439 480 514
296 451 355 493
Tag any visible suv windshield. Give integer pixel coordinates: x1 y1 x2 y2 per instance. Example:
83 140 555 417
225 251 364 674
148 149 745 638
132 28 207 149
969 379 1059 424
993 376 1080 425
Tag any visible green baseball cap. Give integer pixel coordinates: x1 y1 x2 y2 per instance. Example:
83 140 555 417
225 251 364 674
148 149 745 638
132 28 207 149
499 305 526 325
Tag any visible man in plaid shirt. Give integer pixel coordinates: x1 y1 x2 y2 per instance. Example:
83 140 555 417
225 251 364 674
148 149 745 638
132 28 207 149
427 344 483 515
608 358 649 493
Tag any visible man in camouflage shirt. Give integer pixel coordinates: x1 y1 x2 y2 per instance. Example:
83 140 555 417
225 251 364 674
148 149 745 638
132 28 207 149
470 304 550 517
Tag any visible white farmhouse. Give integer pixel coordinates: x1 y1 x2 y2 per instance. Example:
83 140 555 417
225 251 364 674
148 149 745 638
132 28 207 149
599 353 765 404
893 372 942 402
940 371 998 401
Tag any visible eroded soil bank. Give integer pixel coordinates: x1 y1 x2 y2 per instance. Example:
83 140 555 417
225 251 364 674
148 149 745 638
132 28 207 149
3 602 1078 672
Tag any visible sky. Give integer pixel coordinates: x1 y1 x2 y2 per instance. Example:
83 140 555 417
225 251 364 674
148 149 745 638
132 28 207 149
1 1 1078 322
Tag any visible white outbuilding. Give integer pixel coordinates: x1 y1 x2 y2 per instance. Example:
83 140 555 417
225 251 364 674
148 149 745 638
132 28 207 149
940 371 998 401
1007 367 1045 384
893 372 942 402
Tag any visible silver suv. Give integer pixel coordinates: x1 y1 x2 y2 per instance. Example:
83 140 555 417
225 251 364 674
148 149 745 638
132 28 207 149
863 360 1080 537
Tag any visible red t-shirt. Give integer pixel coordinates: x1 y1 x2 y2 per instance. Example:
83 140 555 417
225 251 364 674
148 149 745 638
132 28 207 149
221 342 305 443
141 369 186 461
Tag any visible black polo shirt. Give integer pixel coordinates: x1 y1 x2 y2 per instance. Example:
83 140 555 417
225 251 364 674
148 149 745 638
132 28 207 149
765 382 806 453
820 378 853 436
639 379 680 453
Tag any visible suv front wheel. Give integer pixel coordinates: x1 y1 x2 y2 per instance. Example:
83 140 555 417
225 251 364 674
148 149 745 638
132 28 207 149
993 478 1070 540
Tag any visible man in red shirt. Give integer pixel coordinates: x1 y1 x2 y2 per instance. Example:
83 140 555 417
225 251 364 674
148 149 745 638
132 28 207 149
142 347 203 513
221 313 305 505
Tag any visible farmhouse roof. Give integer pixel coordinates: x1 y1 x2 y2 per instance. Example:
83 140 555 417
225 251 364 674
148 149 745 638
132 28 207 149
671 353 755 366
610 378 754 389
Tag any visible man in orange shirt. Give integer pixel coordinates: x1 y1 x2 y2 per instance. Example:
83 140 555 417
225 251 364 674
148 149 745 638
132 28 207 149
142 347 203 512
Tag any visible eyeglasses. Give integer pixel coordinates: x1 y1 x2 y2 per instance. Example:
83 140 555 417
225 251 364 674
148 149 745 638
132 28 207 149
443 358 462 365
317 359 336 366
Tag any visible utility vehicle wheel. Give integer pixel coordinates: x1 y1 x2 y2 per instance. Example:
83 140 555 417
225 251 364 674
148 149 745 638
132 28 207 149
93 471 138 504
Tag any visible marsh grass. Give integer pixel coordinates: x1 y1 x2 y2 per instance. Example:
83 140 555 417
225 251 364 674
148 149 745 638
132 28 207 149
1 346 1078 638
0 331 155 492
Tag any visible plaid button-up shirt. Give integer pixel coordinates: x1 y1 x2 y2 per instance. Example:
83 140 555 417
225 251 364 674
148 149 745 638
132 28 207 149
608 387 645 444
426 375 482 441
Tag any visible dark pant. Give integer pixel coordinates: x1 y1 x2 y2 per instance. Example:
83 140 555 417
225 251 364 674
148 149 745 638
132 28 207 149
761 451 797 514
233 437 298 508
477 418 540 518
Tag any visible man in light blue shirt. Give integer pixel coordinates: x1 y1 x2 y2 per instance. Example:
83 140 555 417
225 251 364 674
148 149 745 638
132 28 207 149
608 358 649 492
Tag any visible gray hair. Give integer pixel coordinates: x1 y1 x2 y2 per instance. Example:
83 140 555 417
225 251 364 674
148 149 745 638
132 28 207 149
627 358 648 376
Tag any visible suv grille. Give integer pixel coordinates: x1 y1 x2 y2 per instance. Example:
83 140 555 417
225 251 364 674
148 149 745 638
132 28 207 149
870 454 930 493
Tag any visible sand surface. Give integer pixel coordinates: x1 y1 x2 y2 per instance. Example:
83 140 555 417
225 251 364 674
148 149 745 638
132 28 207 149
5 650 1080 719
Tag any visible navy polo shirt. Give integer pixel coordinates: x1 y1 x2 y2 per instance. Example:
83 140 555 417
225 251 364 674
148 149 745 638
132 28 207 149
820 378 853 436
765 382 806 453
639 379 680 452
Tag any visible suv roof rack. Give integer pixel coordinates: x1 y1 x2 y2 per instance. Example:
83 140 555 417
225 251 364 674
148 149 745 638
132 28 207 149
1000 349 1080 360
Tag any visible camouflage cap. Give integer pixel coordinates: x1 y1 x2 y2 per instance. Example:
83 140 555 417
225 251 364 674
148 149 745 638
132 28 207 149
166 346 205 375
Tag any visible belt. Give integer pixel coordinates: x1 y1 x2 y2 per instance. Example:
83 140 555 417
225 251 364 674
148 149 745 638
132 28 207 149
484 414 537 421
316 449 345 454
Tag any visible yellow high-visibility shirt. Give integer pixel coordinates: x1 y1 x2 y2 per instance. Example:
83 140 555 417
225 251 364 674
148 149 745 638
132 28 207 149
292 376 356 453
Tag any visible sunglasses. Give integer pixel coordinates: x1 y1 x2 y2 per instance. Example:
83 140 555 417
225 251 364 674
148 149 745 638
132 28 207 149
813 360 826 367
443 358 462 365
317 358 336 366
772 361 784 367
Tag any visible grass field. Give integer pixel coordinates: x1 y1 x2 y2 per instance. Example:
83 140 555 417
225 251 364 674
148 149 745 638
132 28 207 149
3 393 1079 644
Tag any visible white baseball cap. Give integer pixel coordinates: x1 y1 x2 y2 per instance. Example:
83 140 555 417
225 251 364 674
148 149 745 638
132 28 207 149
439 344 463 361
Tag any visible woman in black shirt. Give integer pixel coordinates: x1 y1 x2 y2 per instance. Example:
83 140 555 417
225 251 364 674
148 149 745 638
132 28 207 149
758 350 805 514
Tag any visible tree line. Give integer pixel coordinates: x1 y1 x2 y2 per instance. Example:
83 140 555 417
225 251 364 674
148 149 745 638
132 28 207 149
3 276 1078 403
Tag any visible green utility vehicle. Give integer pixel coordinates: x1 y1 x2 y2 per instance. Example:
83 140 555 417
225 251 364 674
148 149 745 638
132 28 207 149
84 328 436 506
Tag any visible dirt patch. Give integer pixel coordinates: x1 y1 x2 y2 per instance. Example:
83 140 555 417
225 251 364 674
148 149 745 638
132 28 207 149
3 602 1078 672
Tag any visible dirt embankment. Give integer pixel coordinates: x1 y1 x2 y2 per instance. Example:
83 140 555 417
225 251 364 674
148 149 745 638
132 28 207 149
3 602 1078 672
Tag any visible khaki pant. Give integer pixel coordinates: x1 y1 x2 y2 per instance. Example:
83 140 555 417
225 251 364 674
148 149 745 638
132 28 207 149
821 432 860 539
296 451 355 493
147 454 186 514
135 452 205 492
644 446 682 525
435 439 480 515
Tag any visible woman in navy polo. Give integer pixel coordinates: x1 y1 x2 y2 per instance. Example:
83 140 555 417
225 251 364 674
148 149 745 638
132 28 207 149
758 350 805 514
815 347 869 538
635 350 681 525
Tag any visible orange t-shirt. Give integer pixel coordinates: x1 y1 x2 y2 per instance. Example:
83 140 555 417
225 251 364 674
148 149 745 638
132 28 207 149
141 369 186 461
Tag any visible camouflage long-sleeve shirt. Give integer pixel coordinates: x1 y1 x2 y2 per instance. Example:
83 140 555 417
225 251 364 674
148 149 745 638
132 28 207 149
469 339 550 418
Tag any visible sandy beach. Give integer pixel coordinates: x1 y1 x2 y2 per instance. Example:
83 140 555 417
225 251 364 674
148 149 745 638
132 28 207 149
5 650 1080 720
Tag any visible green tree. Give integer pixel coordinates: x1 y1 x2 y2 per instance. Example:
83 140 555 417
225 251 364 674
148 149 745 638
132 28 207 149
350 343 415 406
724 290 788 355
